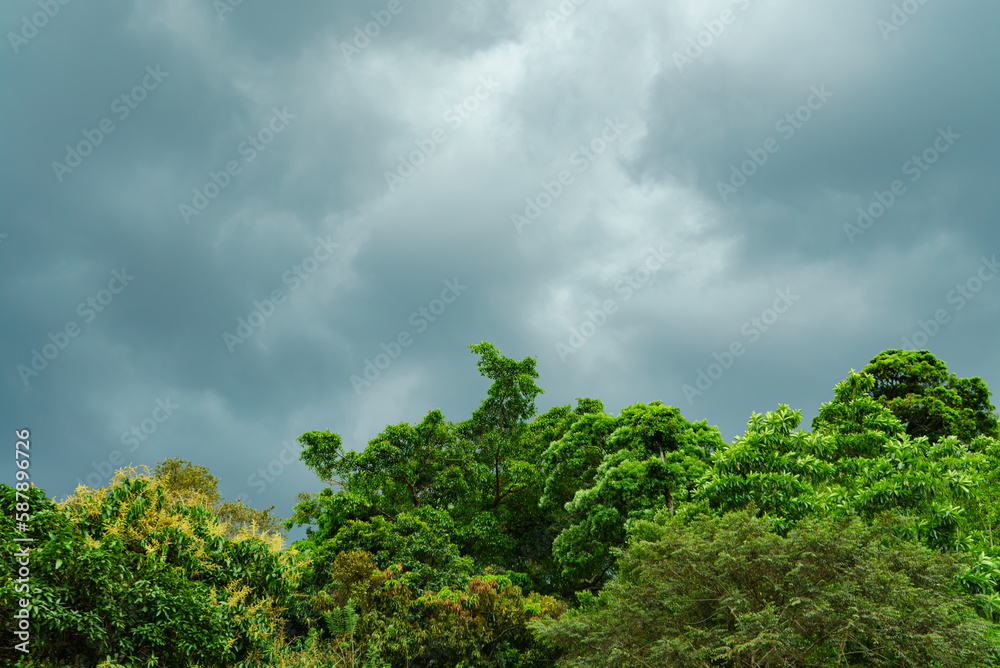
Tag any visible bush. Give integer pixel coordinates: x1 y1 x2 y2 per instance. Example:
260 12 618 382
0 468 293 668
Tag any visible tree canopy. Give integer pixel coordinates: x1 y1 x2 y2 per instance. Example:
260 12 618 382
532 507 999 667
862 349 1000 443
4 345 1000 667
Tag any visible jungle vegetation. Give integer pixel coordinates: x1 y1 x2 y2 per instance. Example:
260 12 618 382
3 345 1000 667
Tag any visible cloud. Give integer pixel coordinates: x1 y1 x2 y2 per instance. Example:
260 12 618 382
3 0 999 541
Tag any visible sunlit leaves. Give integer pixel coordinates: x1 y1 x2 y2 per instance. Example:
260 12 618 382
0 467 291 668
863 349 1000 443
549 402 721 591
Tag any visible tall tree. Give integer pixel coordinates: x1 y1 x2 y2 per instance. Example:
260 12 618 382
862 349 1000 443
550 401 723 592
697 404 833 532
448 342 547 571
287 342 549 575
291 409 463 544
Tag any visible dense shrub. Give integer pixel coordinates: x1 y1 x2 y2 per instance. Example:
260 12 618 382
0 468 292 668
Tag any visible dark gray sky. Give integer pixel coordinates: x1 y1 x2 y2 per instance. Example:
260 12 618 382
4 0 999 543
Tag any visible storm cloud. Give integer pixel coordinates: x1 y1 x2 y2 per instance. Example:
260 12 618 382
3 0 998 540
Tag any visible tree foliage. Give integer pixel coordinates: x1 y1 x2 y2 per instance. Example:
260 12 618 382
1 466 291 668
533 507 1000 667
4 343 1000 666
862 349 1000 443
698 404 832 531
288 342 554 587
550 401 723 591
154 457 284 538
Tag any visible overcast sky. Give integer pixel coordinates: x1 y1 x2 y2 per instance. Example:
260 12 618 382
4 0 999 542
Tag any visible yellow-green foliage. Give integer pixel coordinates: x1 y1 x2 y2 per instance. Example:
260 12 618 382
1 465 296 668
154 458 285 538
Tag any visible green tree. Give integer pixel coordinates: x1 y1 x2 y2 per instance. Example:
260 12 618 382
810 369 907 462
511 399 608 593
288 342 550 577
537 407 617 516
697 404 834 532
448 342 547 570
862 349 1000 443
809 372 983 551
532 507 1000 667
551 401 723 592
154 457 284 537
0 467 291 668
291 409 463 544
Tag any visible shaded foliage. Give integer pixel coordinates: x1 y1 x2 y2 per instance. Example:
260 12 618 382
533 507 1000 667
